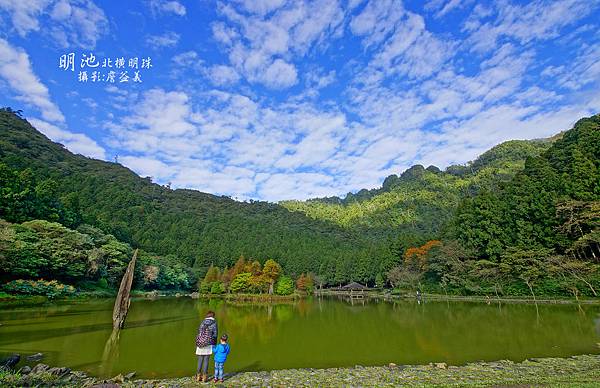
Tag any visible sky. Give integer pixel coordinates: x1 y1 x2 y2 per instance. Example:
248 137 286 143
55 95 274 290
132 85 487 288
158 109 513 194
0 0 599 201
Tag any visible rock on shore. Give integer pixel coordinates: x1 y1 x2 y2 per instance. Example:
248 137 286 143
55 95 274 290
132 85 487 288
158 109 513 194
1 355 599 387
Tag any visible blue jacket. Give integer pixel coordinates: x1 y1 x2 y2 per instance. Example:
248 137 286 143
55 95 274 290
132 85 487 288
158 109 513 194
212 343 230 362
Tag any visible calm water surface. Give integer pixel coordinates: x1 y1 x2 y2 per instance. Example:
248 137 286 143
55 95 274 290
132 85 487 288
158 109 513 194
1 297 599 378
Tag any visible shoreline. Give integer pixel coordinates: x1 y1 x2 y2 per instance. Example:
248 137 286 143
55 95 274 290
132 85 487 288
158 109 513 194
1 354 599 387
1 289 599 306
315 290 600 305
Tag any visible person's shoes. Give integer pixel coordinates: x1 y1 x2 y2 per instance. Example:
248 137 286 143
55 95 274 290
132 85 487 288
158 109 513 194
201 374 208 382
194 374 201 382
218 379 224 383
213 378 218 383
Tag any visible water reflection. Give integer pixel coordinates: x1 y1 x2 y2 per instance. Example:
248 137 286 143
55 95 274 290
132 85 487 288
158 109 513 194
0 297 598 379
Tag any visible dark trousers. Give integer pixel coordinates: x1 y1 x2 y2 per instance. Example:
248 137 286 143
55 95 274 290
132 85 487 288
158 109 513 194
197 355 210 374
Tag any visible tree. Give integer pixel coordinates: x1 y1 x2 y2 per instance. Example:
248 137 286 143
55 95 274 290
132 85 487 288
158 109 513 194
404 240 441 273
203 265 221 283
143 265 159 289
262 259 282 294
556 201 600 262
375 273 385 288
387 265 422 291
248 273 270 293
501 248 549 302
275 275 294 295
548 254 598 297
248 260 262 275
229 272 252 293
210 281 226 294
296 273 314 294
426 241 479 295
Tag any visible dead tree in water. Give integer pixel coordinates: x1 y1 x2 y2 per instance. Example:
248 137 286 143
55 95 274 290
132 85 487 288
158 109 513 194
112 249 138 329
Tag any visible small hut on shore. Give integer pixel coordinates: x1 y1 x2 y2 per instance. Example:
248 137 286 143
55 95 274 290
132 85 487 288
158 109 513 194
342 282 368 291
341 282 368 298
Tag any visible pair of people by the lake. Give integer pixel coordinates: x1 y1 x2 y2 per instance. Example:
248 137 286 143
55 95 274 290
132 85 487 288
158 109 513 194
195 311 230 383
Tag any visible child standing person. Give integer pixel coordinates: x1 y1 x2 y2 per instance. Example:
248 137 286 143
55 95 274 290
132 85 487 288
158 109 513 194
212 334 230 383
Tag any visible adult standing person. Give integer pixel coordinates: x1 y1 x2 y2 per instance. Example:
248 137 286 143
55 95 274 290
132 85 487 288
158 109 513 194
195 310 218 382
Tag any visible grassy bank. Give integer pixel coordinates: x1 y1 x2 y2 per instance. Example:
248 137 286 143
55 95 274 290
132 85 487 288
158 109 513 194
195 292 302 302
315 289 600 305
1 354 599 387
2 288 598 307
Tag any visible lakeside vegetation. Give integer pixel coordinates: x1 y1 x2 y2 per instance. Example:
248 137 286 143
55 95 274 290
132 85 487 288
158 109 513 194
198 257 314 296
0 108 598 299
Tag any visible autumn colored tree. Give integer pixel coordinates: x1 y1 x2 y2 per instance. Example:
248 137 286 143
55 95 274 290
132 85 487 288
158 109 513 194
296 273 314 293
248 260 262 275
203 265 221 283
220 265 232 288
262 259 282 294
248 273 270 293
404 240 442 273
231 256 247 277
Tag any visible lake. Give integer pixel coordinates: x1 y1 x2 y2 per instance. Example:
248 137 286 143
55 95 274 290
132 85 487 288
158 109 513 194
1 296 599 378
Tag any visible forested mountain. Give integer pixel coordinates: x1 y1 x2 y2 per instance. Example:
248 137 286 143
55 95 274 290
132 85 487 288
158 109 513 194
280 138 554 240
0 109 375 282
455 115 599 259
1 108 598 296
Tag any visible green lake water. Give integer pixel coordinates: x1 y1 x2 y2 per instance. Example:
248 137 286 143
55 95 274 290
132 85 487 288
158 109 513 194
1 296 599 378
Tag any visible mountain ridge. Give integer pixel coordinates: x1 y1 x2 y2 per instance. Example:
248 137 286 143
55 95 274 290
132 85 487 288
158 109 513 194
2 107 593 288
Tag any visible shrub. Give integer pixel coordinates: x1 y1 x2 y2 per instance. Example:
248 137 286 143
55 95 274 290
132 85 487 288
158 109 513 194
199 281 212 294
210 281 225 294
97 278 109 289
230 272 252 293
3 279 76 298
275 275 294 295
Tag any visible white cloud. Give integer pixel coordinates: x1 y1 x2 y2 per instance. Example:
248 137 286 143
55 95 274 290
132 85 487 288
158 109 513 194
3 0 596 203
0 0 49 36
0 0 109 48
0 38 106 160
208 65 240 85
543 43 600 91
212 0 345 89
49 0 109 48
259 172 335 200
234 0 286 16
351 2 454 84
29 118 106 159
425 0 472 18
104 87 360 199
0 38 64 123
306 69 336 89
120 156 173 179
146 31 180 49
149 0 186 16
464 0 598 53
262 59 297 88
350 0 405 47
172 51 201 67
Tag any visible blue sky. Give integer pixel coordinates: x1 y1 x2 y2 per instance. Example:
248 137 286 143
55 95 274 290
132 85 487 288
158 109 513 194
0 0 599 201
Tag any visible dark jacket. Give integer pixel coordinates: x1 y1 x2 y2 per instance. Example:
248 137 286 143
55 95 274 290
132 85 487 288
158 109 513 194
198 317 218 345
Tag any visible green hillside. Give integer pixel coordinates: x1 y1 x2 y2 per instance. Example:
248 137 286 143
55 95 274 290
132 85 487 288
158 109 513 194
280 138 554 239
0 109 374 283
1 108 598 295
